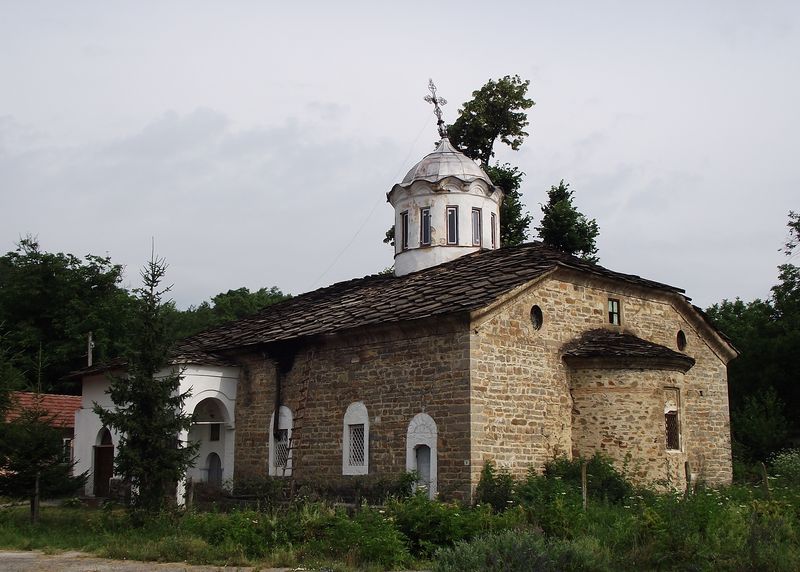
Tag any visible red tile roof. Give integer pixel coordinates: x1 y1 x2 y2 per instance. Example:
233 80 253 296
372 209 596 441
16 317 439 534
5 392 81 428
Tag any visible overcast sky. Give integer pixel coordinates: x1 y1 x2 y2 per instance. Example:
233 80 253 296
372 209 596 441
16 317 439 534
1 1 798 309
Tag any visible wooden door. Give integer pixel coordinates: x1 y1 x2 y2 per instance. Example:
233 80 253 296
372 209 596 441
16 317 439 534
93 445 113 497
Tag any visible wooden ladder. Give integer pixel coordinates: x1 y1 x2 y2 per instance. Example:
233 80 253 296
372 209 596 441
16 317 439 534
282 353 313 497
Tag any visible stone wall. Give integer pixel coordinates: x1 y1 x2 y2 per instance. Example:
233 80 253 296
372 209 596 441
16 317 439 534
232 269 733 499
570 367 688 487
232 317 474 500
469 269 733 489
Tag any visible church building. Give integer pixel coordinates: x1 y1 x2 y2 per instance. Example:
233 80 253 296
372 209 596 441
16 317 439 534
72 95 737 502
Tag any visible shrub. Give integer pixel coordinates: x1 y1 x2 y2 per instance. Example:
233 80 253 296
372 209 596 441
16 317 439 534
514 467 585 537
298 505 410 567
433 529 552 572
771 448 800 486
387 492 486 557
433 529 611 572
475 460 515 512
745 499 800 571
294 471 416 504
544 454 632 504
229 476 286 505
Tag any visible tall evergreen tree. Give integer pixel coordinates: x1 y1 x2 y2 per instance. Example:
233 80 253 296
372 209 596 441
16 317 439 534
536 180 600 262
486 164 532 247
94 253 196 512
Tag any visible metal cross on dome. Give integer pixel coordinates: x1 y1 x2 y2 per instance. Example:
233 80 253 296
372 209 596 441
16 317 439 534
424 79 448 138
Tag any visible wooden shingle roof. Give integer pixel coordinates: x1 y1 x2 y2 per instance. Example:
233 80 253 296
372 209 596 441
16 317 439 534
183 242 686 353
562 329 696 371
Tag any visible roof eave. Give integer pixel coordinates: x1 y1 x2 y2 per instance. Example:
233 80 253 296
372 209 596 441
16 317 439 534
562 354 696 373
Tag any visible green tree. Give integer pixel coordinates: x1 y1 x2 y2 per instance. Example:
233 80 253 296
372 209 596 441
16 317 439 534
449 75 535 247
0 328 25 413
94 253 197 513
535 180 600 262
448 75 535 166
706 212 800 462
165 286 289 340
0 402 86 522
0 237 136 392
487 164 533 247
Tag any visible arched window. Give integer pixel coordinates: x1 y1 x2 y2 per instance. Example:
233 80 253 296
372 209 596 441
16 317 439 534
342 402 369 475
269 406 293 477
406 412 438 498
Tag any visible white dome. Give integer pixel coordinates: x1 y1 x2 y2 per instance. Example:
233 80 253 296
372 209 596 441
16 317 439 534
399 138 492 187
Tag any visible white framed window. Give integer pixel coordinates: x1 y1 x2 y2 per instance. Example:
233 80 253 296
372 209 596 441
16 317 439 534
269 406 293 476
420 207 431 246
472 208 482 246
343 401 369 475
446 206 458 245
491 212 497 248
400 211 409 250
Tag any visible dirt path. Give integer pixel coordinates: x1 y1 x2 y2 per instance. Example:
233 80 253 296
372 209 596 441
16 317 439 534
0 550 296 572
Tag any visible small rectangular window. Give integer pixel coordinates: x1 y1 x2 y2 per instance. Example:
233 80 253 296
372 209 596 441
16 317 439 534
665 389 680 451
446 206 458 245
665 412 680 450
420 207 431 246
210 424 220 442
400 211 409 250
472 208 482 246
491 212 497 248
62 438 73 463
274 429 289 468
348 424 365 466
608 298 621 325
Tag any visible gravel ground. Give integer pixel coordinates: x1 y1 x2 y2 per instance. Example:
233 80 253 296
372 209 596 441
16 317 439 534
0 550 297 572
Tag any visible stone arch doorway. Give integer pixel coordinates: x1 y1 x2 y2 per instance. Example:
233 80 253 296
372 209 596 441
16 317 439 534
406 413 438 498
187 397 230 486
93 428 114 497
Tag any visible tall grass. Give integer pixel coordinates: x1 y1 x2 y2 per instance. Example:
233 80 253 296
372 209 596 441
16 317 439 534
1 458 798 571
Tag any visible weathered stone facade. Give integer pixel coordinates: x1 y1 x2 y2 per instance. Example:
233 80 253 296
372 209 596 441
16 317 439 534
233 317 475 500
230 267 734 501
469 269 733 491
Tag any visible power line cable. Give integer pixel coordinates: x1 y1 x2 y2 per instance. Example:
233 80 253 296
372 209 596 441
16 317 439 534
309 115 434 289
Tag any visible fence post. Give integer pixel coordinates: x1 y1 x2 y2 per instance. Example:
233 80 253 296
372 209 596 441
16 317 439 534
684 461 692 496
760 462 771 499
581 460 588 511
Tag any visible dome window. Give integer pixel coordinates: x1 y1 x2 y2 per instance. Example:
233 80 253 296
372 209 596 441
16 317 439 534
446 206 459 244
420 207 431 246
400 211 409 251
491 213 497 248
472 208 482 246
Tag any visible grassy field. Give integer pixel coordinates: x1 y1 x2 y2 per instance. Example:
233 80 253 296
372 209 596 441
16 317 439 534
1 457 798 571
